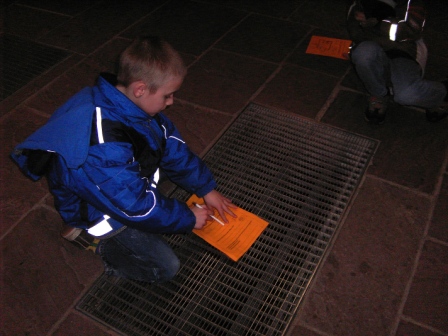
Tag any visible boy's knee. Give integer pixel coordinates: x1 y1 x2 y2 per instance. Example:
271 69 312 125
165 255 180 279
155 255 180 282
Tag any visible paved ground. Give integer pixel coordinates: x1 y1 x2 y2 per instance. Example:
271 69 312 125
1 0 447 335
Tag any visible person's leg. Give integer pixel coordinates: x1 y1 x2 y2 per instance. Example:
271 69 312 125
97 227 180 283
350 41 390 97
390 57 446 108
351 41 391 124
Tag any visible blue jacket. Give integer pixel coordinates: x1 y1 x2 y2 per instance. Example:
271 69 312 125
11 75 217 236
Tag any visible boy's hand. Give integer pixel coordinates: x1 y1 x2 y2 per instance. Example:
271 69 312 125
191 205 212 229
203 190 237 223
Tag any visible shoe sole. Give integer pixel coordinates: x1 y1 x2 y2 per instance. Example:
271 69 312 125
61 227 82 241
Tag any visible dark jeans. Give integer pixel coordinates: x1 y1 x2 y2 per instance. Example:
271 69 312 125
97 226 180 283
350 41 446 109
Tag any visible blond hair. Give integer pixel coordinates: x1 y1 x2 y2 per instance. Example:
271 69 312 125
117 36 186 93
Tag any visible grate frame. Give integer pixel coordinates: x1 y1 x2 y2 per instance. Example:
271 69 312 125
77 103 378 336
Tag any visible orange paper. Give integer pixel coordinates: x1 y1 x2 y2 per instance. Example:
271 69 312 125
187 195 269 262
305 35 352 60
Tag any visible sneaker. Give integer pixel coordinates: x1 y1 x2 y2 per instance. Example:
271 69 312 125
365 95 388 125
61 226 99 252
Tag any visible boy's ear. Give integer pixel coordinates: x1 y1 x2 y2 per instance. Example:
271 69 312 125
133 81 147 98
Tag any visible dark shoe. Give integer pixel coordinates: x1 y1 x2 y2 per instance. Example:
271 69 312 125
365 95 388 125
426 107 448 122
61 226 99 252
442 79 448 102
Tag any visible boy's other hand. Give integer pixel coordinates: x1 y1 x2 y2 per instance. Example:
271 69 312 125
203 190 237 223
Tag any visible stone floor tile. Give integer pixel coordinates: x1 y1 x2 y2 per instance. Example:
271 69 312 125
1 109 50 236
2 0 448 334
120 0 247 57
254 63 340 119
38 0 166 55
340 67 366 93
322 90 448 194
215 14 310 63
164 101 233 156
287 324 323 336
202 0 302 19
177 49 277 114
424 52 448 81
290 0 348 34
1 207 103 335
294 177 429 336
4 4 69 40
16 0 99 16
403 240 448 333
18 38 188 119
429 174 448 243
396 320 444 336
88 37 131 75
53 312 115 336
24 57 113 114
425 0 448 33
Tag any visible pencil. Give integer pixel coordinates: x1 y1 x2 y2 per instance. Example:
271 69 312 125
193 203 225 226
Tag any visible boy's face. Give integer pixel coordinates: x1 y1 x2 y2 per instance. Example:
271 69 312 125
136 76 183 116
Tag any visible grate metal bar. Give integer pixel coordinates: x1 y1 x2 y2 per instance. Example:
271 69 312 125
1 35 71 100
77 103 378 335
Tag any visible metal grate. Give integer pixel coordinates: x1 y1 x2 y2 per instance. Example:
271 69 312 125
77 104 378 336
1 35 70 100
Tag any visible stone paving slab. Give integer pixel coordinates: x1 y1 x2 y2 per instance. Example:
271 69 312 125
1 0 448 335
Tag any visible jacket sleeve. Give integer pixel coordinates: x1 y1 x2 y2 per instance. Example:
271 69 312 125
157 114 217 197
347 1 371 44
347 0 396 49
380 0 426 42
81 141 196 234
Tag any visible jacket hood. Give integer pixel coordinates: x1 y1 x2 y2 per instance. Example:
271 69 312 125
12 87 95 171
12 74 154 173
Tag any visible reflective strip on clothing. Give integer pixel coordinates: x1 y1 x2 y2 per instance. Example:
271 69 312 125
151 168 160 188
88 214 113 237
96 107 105 144
389 23 398 41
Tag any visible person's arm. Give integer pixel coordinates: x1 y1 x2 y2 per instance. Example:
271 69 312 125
157 114 217 196
155 114 237 223
380 0 426 42
347 2 390 46
203 189 237 223
347 1 371 44
82 141 196 234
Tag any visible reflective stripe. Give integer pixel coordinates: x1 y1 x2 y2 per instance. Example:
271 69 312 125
151 168 160 188
168 135 185 143
161 125 185 144
403 0 411 21
96 107 105 144
389 23 398 41
87 214 113 237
